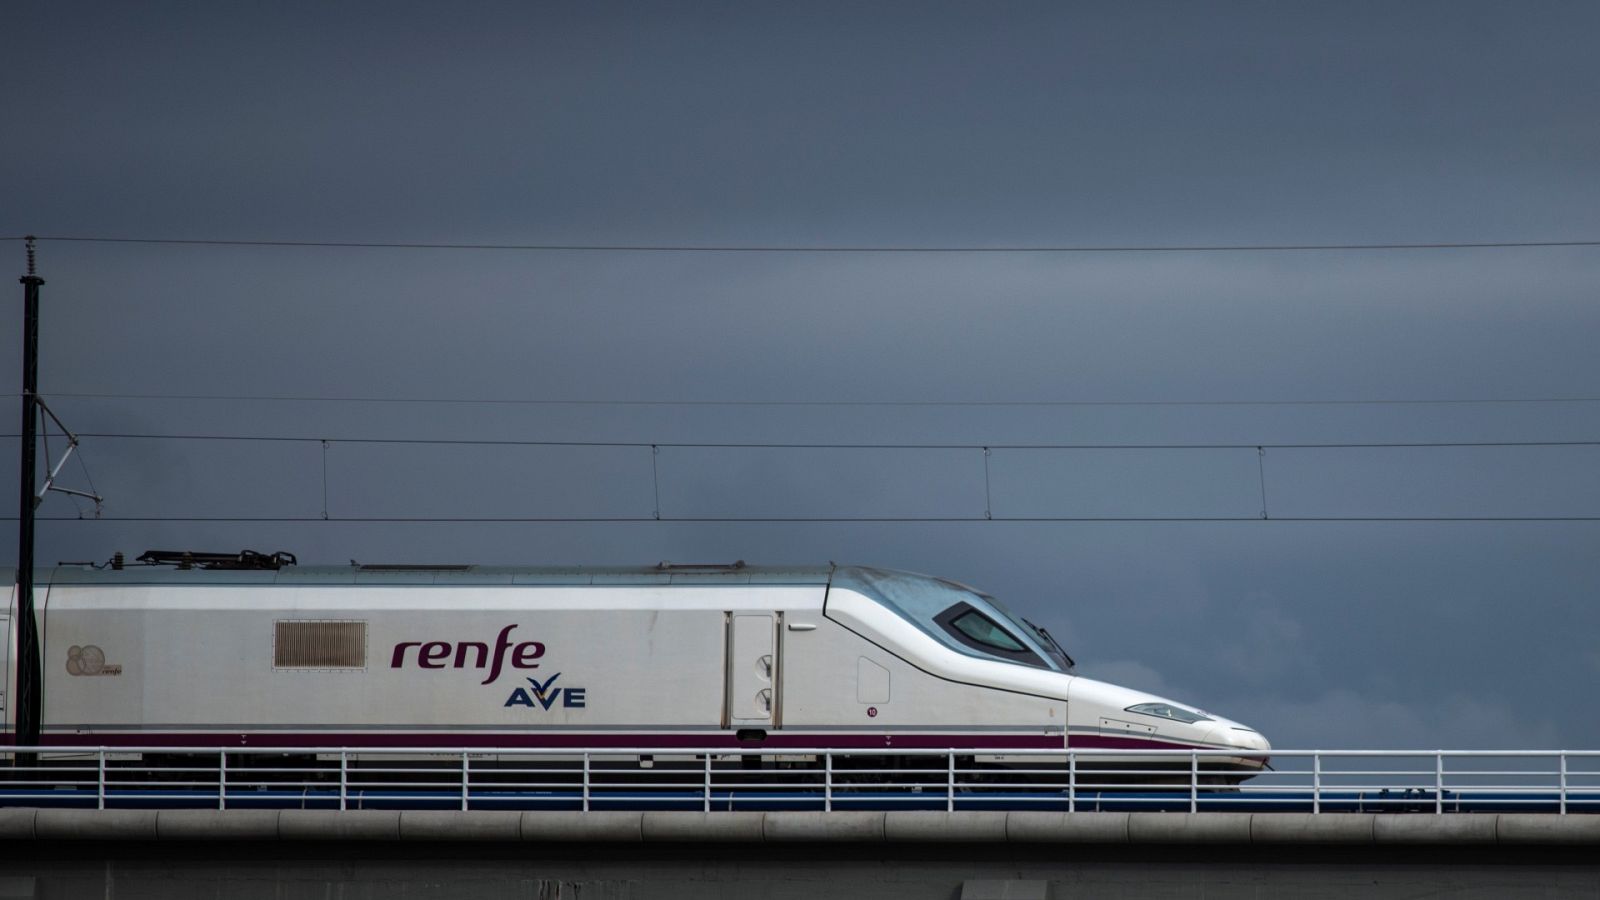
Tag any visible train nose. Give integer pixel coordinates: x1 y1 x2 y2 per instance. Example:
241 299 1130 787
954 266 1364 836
1208 724 1271 754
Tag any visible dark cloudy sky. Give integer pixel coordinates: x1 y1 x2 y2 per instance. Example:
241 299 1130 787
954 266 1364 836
4 2 1599 749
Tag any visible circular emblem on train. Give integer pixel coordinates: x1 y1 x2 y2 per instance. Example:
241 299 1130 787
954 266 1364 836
866 706 878 718
67 645 107 676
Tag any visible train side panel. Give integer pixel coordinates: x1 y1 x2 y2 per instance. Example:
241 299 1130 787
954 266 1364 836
39 583 822 743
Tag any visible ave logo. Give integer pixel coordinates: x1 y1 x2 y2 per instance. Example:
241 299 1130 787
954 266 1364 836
504 672 587 710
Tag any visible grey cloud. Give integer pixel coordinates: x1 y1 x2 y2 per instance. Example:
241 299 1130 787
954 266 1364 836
3 1 1598 751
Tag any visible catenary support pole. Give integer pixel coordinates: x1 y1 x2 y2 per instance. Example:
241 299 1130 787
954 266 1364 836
14 237 43 752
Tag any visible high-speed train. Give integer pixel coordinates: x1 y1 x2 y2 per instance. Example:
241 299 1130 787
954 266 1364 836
4 554 1269 776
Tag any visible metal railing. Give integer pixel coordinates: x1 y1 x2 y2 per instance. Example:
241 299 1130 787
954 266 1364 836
2 747 1597 814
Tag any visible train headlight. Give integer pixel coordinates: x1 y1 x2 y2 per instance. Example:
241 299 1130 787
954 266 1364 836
1125 702 1212 725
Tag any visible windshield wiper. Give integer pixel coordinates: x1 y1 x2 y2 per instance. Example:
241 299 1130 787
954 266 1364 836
1024 618 1076 671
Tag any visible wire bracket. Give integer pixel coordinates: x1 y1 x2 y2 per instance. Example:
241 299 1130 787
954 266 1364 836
34 398 105 516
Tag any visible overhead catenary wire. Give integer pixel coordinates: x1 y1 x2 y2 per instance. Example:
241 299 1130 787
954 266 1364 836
23 514 1600 523
6 234 1600 253
24 432 1600 450
39 391 1600 408
5 237 1594 528
10 436 1595 525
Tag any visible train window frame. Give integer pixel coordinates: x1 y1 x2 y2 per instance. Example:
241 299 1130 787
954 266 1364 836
932 602 1048 669
1125 701 1212 724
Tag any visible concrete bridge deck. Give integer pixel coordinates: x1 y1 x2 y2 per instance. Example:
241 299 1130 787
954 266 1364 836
4 808 1598 844
3 814 1600 900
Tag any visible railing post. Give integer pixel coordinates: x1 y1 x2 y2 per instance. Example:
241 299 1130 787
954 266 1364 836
1189 751 1198 813
1435 751 1444 814
339 751 348 811
703 753 712 813
1312 752 1321 815
97 749 106 811
582 753 591 813
218 752 228 810
1067 752 1075 814
824 752 833 812
461 751 470 812
946 751 955 813
1559 752 1568 815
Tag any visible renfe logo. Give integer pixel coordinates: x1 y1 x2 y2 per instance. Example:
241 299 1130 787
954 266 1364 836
390 624 545 685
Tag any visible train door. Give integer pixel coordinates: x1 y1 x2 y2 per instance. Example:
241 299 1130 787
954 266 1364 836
725 612 778 731
1 603 9 730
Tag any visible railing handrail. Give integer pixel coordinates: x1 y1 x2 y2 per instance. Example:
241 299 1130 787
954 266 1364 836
4 745 1597 817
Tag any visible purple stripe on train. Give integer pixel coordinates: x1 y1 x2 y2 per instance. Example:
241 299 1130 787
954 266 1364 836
24 731 1084 750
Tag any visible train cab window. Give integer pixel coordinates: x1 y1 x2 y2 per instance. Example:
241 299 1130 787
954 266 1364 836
948 609 1026 652
831 566 1069 672
934 602 1046 667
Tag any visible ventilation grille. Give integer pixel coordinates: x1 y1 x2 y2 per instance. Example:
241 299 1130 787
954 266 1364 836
274 620 367 669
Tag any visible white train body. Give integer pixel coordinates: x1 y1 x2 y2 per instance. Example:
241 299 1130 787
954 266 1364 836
3 562 1269 768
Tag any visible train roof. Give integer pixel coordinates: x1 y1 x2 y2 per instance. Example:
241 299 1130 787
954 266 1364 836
9 561 838 587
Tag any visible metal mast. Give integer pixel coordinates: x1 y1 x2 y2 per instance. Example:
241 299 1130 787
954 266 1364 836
14 237 42 748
